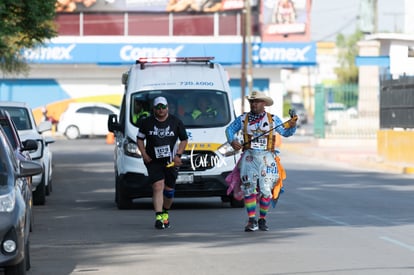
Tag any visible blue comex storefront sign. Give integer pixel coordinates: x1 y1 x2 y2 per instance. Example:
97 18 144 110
24 42 316 66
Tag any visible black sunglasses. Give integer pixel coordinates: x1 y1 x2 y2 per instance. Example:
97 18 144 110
155 104 168 110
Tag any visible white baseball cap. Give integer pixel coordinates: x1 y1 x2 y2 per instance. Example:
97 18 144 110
153 96 168 106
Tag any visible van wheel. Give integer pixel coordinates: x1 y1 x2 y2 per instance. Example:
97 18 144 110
230 197 244 208
115 177 133 210
65 125 80 140
33 175 46 205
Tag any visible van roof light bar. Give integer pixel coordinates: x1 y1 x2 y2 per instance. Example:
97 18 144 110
136 57 215 69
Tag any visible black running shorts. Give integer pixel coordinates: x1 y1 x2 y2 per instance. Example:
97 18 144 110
145 161 178 189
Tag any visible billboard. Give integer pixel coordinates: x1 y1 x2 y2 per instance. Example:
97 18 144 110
22 41 316 66
261 0 311 42
55 0 257 13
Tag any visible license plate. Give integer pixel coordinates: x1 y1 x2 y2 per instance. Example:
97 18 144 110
176 173 193 184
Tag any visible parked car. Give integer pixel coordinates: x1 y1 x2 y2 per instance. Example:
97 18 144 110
0 102 54 205
291 102 309 126
325 102 358 125
0 125 43 274
0 109 39 231
58 102 120 139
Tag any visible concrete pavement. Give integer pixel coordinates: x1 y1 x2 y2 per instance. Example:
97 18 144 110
281 136 414 174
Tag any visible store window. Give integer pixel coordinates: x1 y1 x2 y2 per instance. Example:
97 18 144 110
128 13 169 36
218 13 239 35
55 12 243 36
55 14 80 35
83 13 124 35
173 14 214 36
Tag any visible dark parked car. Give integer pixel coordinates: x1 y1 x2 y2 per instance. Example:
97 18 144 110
0 109 38 231
0 125 43 274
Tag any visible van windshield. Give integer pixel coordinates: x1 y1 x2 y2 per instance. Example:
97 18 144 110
131 90 231 128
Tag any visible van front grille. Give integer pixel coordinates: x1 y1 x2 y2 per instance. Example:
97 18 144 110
180 150 219 171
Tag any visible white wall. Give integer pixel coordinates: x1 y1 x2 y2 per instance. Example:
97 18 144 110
389 42 414 77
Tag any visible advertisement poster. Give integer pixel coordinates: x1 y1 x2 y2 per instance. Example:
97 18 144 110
261 0 311 42
55 0 257 13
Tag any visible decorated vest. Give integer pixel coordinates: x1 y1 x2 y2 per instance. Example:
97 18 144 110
242 112 275 151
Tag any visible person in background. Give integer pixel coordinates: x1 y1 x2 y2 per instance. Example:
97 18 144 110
168 101 178 116
132 99 150 125
136 97 188 229
225 91 297 232
191 97 218 120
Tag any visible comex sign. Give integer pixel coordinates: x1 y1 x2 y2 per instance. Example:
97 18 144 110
22 42 315 65
120 45 184 61
23 44 76 61
22 44 185 63
252 43 315 64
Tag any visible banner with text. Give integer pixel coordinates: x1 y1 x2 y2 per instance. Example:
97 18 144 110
261 0 311 42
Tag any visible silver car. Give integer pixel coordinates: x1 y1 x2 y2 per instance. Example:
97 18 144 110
0 102 54 205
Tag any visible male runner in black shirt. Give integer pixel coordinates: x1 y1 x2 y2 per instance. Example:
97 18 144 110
137 96 188 229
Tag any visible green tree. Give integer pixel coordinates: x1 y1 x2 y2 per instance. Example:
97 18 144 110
334 30 364 84
0 0 57 75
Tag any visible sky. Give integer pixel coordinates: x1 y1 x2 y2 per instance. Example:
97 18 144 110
310 0 406 41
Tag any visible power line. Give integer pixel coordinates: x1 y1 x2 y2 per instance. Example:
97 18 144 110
315 16 359 42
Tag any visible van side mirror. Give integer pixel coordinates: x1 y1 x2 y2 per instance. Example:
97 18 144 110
108 114 121 132
122 72 128 85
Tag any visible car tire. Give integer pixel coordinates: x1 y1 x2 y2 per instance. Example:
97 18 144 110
33 174 46 206
30 208 34 232
25 239 31 271
65 125 80 140
115 176 133 210
4 255 26 275
46 178 52 196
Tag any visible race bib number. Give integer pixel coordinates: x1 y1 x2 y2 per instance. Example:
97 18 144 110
154 145 171 158
251 137 267 150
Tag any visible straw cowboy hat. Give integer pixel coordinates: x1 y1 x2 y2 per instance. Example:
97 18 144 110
246 91 274 106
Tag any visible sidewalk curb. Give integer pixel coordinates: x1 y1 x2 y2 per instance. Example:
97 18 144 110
281 142 414 175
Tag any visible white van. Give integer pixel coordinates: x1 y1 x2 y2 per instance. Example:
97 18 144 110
108 57 243 209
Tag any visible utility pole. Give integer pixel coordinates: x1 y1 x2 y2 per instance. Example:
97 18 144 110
241 7 246 114
241 0 253 114
359 0 378 33
245 0 253 97
373 0 378 33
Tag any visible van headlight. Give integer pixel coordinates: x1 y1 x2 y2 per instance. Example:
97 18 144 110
123 140 141 158
0 189 16 213
217 142 239 157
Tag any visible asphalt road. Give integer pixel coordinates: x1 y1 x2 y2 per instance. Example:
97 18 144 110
26 138 414 275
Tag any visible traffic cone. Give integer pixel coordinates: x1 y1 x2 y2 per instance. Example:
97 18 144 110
106 132 115 144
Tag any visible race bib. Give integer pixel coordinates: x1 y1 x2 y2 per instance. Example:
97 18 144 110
154 145 171 158
251 137 267 150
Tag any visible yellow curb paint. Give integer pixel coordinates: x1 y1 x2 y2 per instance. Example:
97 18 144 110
403 167 414 174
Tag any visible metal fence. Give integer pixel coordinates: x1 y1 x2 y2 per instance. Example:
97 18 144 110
380 76 414 129
314 84 379 139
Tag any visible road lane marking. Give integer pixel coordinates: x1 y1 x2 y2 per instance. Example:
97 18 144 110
380 236 414 252
312 213 349 226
